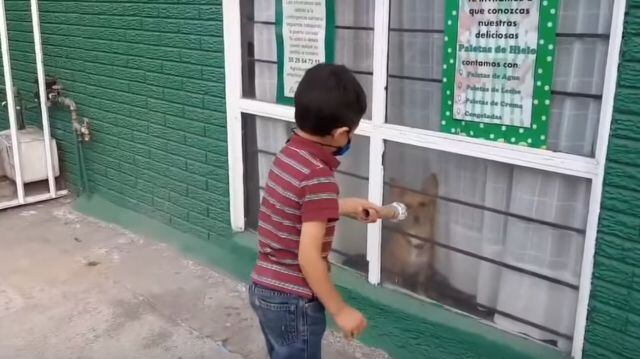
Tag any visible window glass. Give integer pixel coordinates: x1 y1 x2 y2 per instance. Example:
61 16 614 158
243 115 370 274
387 0 615 157
382 140 590 351
243 0 375 119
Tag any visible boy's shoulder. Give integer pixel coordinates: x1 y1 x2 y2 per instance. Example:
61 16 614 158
281 143 335 176
272 146 336 191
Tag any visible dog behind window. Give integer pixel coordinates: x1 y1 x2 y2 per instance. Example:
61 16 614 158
382 174 438 297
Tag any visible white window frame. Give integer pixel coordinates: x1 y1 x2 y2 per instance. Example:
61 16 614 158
222 1 627 357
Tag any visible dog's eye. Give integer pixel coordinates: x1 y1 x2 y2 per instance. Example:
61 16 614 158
418 201 427 208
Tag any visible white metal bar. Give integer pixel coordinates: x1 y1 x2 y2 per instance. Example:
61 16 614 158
0 189 68 210
366 0 391 285
222 0 245 232
238 98 600 179
30 0 56 197
367 122 599 178
239 98 295 123
593 3 625 167
0 0 24 203
571 0 626 357
238 98 377 131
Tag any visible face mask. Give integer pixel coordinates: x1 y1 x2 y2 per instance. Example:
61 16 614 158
332 138 351 156
288 128 351 156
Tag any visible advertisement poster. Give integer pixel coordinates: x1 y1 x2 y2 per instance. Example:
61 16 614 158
441 0 559 148
276 0 335 105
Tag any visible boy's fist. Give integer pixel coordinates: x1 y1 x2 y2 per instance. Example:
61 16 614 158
334 305 368 339
339 198 380 223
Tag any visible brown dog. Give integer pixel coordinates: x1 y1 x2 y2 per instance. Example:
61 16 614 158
382 174 439 297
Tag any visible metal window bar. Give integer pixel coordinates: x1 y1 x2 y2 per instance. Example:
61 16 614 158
246 19 610 40
478 304 573 341
381 280 574 341
384 75 604 100
247 58 604 100
255 149 370 181
253 194 581 290
256 180 579 290
256 148 586 235
333 233 579 342
244 226 360 261
335 242 573 340
250 190 575 341
383 226 579 290
246 119 581 342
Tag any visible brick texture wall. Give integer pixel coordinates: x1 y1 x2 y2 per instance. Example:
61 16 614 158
583 3 640 358
2 1 640 357
1 0 230 239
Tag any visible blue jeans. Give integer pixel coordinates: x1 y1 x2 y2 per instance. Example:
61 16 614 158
249 283 327 359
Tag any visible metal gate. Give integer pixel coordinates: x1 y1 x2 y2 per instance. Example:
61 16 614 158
0 0 67 210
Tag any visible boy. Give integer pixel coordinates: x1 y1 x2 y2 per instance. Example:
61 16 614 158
249 63 381 359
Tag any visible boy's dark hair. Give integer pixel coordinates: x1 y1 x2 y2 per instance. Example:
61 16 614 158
294 64 367 136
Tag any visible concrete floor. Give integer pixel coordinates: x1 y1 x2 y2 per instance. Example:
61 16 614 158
0 199 389 359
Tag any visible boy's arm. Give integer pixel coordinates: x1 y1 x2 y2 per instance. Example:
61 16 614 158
298 221 367 338
339 198 381 223
299 169 366 338
298 221 346 315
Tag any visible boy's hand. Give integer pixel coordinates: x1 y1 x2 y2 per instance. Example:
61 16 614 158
333 305 368 340
339 198 381 223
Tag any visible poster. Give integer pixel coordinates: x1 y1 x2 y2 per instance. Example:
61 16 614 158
441 0 559 149
276 0 335 105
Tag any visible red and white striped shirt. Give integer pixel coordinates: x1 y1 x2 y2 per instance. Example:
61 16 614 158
251 134 340 298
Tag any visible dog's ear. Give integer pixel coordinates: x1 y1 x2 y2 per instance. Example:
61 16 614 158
388 178 402 200
422 174 439 196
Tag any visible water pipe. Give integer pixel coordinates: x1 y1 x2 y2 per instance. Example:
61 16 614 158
58 96 79 133
55 95 91 193
2 86 26 130
72 126 90 194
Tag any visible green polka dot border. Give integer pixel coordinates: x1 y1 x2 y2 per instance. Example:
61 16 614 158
439 0 560 150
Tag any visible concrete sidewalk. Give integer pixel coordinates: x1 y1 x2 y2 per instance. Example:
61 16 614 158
0 199 388 359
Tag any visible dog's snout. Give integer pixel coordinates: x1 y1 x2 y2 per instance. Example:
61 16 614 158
408 237 425 249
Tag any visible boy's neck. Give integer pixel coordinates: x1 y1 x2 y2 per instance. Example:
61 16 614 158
295 129 337 153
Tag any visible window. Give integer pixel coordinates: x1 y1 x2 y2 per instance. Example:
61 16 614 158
244 0 375 119
382 141 589 350
223 0 625 357
386 0 614 157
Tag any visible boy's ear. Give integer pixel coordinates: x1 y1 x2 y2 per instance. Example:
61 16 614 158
332 126 350 138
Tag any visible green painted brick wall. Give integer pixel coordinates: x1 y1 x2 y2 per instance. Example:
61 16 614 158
1 1 640 358
0 0 230 239
584 2 640 359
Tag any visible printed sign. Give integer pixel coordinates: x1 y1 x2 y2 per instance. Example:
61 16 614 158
441 0 559 149
276 0 335 105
